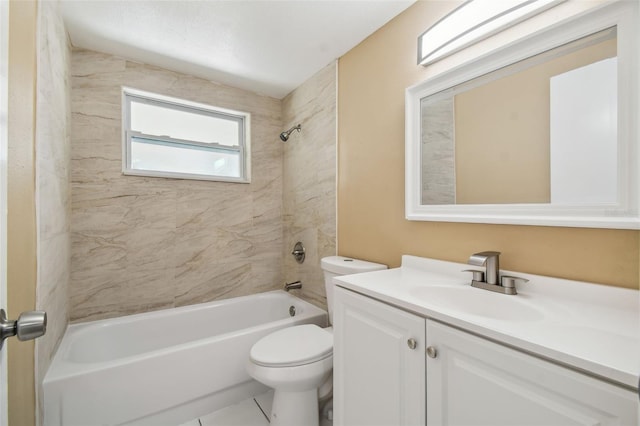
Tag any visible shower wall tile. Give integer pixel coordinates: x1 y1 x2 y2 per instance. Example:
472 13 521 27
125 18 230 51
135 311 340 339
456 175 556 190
35 2 71 424
421 97 455 205
174 261 253 307
70 49 283 323
282 62 337 309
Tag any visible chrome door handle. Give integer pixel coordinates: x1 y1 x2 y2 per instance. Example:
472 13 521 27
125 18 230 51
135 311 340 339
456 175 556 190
407 338 417 350
0 309 47 350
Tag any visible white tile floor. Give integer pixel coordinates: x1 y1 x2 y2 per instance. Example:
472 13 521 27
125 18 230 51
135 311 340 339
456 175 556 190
180 391 273 426
180 390 333 426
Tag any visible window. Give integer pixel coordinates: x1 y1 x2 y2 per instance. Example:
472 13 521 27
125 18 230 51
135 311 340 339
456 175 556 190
122 88 250 182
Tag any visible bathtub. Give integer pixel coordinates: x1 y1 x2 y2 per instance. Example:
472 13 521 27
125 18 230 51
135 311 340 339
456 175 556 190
43 290 328 426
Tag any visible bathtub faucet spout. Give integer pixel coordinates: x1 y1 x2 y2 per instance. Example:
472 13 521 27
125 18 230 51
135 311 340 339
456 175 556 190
284 281 302 291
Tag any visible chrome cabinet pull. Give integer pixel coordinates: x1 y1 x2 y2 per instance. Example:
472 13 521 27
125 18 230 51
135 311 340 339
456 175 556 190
426 346 438 358
407 338 417 350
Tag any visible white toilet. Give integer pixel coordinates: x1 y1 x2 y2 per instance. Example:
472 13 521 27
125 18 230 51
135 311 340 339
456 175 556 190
246 256 387 426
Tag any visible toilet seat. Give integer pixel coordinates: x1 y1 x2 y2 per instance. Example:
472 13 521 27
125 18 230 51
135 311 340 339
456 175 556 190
250 324 333 367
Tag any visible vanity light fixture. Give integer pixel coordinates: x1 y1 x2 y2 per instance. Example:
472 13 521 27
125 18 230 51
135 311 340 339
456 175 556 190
418 0 565 66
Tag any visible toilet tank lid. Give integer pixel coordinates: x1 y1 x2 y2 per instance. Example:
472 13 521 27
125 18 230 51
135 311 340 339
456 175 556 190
321 256 387 275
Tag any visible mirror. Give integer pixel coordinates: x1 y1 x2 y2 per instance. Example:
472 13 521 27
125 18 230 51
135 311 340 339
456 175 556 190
406 1 639 229
421 29 617 206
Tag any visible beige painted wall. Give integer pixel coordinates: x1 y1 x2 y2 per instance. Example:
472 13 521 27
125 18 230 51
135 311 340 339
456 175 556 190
282 62 337 309
7 1 37 424
337 0 639 289
455 38 616 204
70 49 284 322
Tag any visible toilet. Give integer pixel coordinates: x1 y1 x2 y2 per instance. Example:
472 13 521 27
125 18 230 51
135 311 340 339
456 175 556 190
246 256 387 426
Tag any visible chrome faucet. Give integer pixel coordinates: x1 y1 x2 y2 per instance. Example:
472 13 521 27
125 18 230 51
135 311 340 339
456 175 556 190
284 280 302 292
468 251 500 284
466 251 528 295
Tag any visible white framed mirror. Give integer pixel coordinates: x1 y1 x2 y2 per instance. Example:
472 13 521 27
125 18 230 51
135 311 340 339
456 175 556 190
405 1 639 229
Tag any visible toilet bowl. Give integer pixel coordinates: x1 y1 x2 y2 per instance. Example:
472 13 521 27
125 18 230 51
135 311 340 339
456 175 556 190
246 256 387 426
247 324 333 426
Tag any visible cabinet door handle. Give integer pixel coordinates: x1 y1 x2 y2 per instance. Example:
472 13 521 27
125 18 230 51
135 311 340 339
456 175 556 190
426 346 438 358
407 338 417 350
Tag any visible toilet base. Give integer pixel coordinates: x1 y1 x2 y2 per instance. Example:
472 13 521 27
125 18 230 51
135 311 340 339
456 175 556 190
270 388 319 426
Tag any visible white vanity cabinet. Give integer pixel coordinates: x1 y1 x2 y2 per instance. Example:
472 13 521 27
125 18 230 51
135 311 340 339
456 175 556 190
333 287 426 426
334 285 638 426
426 320 638 426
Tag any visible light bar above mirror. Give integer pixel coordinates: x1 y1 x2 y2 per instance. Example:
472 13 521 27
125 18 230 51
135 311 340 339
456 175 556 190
418 0 565 66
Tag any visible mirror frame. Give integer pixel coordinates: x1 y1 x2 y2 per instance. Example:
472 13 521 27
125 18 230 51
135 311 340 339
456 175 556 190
405 1 639 229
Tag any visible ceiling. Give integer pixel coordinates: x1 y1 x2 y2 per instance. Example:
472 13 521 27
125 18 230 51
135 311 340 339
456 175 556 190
61 0 416 99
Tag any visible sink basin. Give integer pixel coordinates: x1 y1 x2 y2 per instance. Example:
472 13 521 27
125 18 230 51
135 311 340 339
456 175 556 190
409 285 544 322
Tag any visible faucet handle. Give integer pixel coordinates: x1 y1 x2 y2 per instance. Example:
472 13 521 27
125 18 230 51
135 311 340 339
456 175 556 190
501 275 529 290
469 251 501 262
462 269 485 282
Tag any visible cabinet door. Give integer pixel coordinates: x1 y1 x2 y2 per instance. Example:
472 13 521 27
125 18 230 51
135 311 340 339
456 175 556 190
426 320 638 426
334 288 426 426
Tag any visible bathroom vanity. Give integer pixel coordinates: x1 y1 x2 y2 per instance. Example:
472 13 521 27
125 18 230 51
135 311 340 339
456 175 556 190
332 256 639 425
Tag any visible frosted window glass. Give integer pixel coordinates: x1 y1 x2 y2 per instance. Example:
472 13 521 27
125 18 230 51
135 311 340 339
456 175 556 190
123 88 249 182
130 100 240 146
131 137 240 178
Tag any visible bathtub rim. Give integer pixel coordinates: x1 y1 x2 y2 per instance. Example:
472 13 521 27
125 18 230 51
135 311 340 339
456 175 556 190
44 290 327 382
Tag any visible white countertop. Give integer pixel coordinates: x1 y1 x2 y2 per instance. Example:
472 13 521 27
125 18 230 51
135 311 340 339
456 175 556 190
334 255 640 390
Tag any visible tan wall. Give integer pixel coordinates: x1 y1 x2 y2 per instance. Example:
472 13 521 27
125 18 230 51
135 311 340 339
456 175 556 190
7 1 37 425
70 49 284 322
337 0 639 289
282 62 337 309
455 38 616 204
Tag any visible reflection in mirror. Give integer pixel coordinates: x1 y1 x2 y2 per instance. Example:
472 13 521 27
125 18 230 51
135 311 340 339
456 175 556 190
421 29 617 205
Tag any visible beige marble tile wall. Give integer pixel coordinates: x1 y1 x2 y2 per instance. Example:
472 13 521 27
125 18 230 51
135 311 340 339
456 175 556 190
70 49 284 322
282 62 337 309
421 97 455 205
35 1 71 424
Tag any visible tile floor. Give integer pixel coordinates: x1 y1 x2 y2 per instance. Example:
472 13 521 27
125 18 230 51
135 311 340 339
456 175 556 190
180 390 333 426
180 391 273 426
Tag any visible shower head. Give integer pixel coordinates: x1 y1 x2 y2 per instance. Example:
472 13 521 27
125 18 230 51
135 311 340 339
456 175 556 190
279 124 301 142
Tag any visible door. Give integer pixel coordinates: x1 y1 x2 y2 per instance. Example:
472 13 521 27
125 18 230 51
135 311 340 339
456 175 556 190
333 287 425 426
426 320 637 425
0 0 9 423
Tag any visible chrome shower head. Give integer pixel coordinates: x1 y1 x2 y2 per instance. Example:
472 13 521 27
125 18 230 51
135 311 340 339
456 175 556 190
279 124 301 142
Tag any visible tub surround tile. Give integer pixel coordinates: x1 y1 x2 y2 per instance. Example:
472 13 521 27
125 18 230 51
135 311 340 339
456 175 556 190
246 216 284 261
71 48 126 76
174 262 253 307
71 49 284 322
35 2 72 424
70 51 336 322
249 257 284 294
282 62 337 310
38 168 71 239
70 264 126 316
421 97 455 205
38 233 71 300
119 268 175 315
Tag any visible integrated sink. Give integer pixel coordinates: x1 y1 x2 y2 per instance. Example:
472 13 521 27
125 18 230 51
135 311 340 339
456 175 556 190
409 285 545 322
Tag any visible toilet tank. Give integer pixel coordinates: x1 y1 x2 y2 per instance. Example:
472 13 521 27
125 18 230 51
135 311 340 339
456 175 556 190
321 256 387 324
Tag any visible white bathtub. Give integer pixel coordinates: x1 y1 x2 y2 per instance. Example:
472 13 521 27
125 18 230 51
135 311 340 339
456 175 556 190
43 290 328 426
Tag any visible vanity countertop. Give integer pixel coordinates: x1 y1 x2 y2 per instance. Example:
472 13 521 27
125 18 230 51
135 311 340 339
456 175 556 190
334 255 640 390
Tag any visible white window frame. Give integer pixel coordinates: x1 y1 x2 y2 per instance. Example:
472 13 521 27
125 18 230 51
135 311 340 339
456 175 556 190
122 87 251 183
